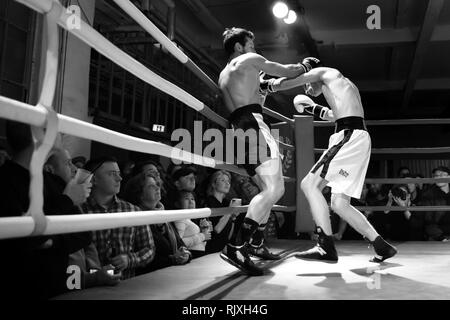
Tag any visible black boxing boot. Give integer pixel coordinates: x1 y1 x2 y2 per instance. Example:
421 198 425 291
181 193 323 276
295 227 338 263
369 236 397 263
248 225 281 260
220 218 264 276
220 243 264 276
249 240 281 260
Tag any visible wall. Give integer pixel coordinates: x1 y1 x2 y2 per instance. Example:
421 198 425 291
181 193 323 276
57 0 95 160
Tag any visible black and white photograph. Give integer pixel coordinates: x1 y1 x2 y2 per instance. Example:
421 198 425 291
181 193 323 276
1 0 450 308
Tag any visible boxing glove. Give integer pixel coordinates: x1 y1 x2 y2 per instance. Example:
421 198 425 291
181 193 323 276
293 94 329 120
259 71 282 95
300 57 321 73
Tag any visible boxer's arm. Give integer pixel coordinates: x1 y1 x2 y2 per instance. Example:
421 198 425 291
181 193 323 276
276 68 326 91
246 53 305 78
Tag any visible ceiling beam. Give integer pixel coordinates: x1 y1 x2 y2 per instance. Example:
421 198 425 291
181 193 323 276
401 0 444 110
201 24 450 51
311 25 450 48
355 78 450 92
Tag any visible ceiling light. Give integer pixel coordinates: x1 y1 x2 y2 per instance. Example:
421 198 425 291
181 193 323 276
272 2 289 19
283 10 297 24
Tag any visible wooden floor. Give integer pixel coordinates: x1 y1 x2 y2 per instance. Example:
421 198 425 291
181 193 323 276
57 239 450 300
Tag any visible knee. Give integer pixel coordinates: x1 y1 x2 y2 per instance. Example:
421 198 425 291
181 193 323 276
268 182 285 202
331 197 349 213
300 176 312 195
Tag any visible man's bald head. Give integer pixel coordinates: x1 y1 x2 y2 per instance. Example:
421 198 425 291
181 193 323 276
45 148 77 183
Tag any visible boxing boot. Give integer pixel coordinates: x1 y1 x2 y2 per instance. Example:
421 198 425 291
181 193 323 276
295 227 338 263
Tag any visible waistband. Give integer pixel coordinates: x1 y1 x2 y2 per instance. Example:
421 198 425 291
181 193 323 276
228 104 263 124
335 116 367 133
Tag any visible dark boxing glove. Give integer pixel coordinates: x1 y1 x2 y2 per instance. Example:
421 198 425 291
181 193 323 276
300 57 321 73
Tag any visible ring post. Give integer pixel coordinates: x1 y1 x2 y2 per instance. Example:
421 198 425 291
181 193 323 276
294 115 315 232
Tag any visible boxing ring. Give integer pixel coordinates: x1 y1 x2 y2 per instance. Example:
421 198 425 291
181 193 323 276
1 0 450 300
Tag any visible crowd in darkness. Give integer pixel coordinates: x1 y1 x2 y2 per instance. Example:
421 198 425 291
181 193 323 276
1 121 449 299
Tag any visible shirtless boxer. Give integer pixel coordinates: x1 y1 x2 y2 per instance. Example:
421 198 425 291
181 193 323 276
284 67 397 263
218 27 320 275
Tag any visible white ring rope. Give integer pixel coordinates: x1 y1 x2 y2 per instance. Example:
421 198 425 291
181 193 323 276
111 0 219 93
0 205 295 240
26 6 61 235
314 147 450 154
314 118 450 127
112 0 189 64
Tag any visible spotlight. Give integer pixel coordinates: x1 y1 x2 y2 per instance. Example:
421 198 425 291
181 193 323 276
283 10 297 24
272 2 289 19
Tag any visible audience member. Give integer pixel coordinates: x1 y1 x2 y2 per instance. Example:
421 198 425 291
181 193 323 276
384 184 412 240
81 156 155 279
204 170 236 253
45 148 120 288
165 164 199 208
404 174 423 205
397 166 411 178
123 171 191 272
420 166 450 241
0 121 91 299
174 190 211 258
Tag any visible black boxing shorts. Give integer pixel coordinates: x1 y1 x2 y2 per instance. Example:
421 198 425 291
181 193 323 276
228 104 280 176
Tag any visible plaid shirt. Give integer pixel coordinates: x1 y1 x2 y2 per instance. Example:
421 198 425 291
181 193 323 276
81 196 155 279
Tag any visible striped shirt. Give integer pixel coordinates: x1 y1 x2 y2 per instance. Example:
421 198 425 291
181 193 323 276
81 196 155 279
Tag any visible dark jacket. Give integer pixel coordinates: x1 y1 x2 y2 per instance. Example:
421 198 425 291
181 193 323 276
0 160 91 299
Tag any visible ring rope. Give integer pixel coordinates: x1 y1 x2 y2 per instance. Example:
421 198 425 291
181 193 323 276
26 6 62 235
355 206 450 212
314 147 450 154
111 0 218 93
365 177 450 184
0 205 295 240
313 118 450 127
263 106 295 127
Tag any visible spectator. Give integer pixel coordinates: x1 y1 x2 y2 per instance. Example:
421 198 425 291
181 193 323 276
404 174 422 205
45 148 120 288
421 166 450 241
0 121 91 299
165 164 197 209
397 166 411 178
174 190 211 258
204 170 237 253
131 159 166 199
123 172 191 272
385 185 412 241
81 156 155 279
72 156 87 169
